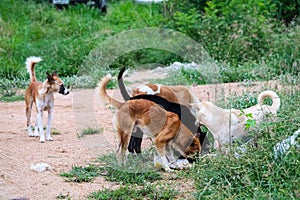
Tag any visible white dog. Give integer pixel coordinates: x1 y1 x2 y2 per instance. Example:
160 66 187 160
25 57 69 142
192 90 280 150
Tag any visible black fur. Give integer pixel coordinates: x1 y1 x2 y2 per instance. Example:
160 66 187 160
118 67 209 155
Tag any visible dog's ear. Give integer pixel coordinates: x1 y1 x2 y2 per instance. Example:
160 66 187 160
52 71 57 77
46 72 55 82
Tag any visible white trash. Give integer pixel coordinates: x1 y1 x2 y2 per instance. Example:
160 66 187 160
274 129 300 159
30 163 51 173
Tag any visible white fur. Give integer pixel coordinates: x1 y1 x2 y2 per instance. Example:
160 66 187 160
25 56 42 79
137 84 161 95
193 90 281 150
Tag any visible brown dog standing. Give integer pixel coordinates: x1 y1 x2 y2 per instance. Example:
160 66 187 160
98 74 201 171
25 56 69 143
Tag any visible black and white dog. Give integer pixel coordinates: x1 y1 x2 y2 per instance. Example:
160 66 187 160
117 67 210 158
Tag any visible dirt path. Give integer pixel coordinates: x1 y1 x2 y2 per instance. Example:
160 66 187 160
0 68 288 199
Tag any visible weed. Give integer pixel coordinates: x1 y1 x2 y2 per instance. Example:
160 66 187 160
89 183 177 200
78 127 103 138
98 152 162 185
61 165 101 182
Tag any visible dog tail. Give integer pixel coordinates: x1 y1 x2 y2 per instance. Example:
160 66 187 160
118 67 131 101
25 56 42 82
258 90 281 112
98 74 123 109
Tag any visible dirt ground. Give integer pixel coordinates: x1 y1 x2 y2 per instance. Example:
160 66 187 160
0 68 288 200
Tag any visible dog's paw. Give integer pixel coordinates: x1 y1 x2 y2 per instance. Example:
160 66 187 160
164 166 174 172
176 159 189 166
39 138 45 143
33 130 39 137
46 137 53 141
169 162 184 170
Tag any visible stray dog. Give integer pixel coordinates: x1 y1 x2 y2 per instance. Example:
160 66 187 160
25 56 69 143
192 90 280 150
98 74 201 171
117 67 209 155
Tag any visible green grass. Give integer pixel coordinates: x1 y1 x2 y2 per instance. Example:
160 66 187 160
61 165 101 182
78 127 103 138
89 183 178 200
0 94 24 102
98 152 162 184
180 90 300 199
0 0 299 92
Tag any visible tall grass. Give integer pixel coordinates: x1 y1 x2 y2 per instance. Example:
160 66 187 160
0 0 299 89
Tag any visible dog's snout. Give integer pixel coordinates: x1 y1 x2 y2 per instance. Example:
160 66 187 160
59 84 70 95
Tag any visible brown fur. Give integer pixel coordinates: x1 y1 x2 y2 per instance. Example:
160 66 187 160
98 75 201 171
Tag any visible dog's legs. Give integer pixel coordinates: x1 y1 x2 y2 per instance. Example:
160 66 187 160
46 108 54 141
34 120 39 137
26 99 34 137
36 109 45 143
165 144 184 170
155 135 175 172
116 128 131 164
214 140 221 150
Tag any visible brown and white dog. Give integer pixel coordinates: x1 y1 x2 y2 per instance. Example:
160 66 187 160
25 56 69 143
192 90 280 150
99 74 201 171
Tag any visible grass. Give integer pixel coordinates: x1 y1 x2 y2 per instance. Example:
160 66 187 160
89 183 178 200
0 94 24 102
0 0 299 90
61 165 101 182
78 127 103 138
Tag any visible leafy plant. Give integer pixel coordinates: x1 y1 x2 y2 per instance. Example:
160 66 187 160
89 183 177 200
98 153 162 184
78 127 103 138
61 165 101 182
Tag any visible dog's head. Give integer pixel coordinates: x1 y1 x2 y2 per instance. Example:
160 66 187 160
191 102 214 126
46 72 70 95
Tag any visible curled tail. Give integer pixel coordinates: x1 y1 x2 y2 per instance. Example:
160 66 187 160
118 67 131 101
98 74 123 109
25 56 42 82
258 90 280 112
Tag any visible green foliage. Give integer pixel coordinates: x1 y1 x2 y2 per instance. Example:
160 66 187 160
0 0 104 80
78 127 102 138
273 0 300 24
61 165 101 182
183 90 300 199
89 183 177 200
1 0 300 91
227 92 258 109
0 77 27 101
98 152 162 184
